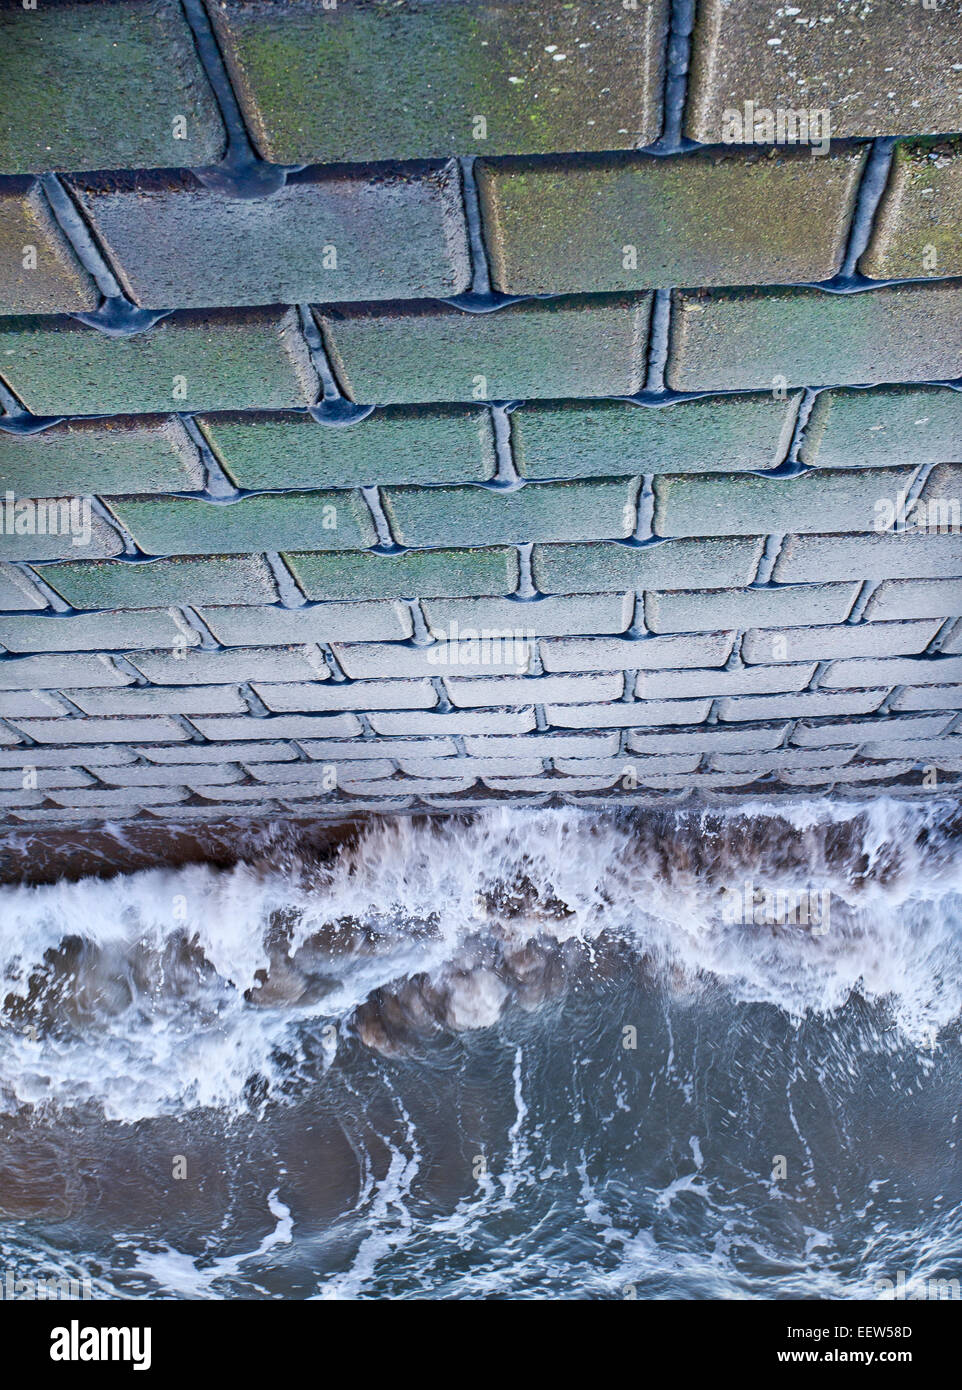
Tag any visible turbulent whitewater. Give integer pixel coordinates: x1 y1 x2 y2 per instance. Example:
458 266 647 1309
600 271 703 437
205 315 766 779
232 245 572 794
1 801 961 1299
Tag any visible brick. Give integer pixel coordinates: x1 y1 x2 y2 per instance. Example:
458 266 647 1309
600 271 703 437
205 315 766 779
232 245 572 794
0 609 196 652
685 0 962 141
861 735 962 760
0 766 92 789
40 556 279 609
0 690 66 717
822 655 962 689
368 710 535 737
422 594 633 639
107 492 377 557
645 583 859 634
0 501 122 563
244 760 396 783
666 284 962 392
513 394 800 481
187 713 362 741
188 780 337 802
709 749 855 774
0 0 224 174
939 623 962 656
920 463 962 522
558 754 700 776
8 716 188 743
638 663 816 700
541 631 734 672
0 176 97 313
479 146 864 294
864 579 962 622
717 690 886 722
627 724 787 755
210 0 667 163
282 797 414 816
445 673 623 707
140 741 298 764
612 770 764 791
790 713 952 748
483 775 619 793
253 679 436 713
861 138 962 280
200 601 411 645
0 743 134 766
653 468 915 539
65 685 248 716
299 738 456 761
0 564 46 610
0 308 318 416
545 699 711 728
12 806 142 823
742 619 941 665
284 547 517 601
801 386 962 471
127 646 330 687
200 406 496 492
47 785 188 808
517 522 746 594
780 761 916 787
332 641 532 680
397 756 545 780
0 416 206 497
773 532 962 584
0 789 43 807
144 801 280 820
382 479 639 548
317 296 650 405
69 163 470 308
464 733 620 759
890 685 962 712
90 762 244 787
341 776 475 796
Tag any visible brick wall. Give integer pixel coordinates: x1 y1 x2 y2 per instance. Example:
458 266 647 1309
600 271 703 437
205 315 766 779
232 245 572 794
0 0 960 829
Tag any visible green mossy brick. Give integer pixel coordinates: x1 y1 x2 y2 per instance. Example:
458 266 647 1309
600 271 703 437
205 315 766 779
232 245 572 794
0 308 319 416
0 416 206 497
666 283 962 392
861 138 962 280
479 146 865 294
38 556 279 609
199 405 496 490
685 0 962 141
0 177 98 312
198 601 412 645
68 163 470 309
512 393 801 480
652 467 916 537
106 492 377 556
0 0 225 174
645 583 859 634
0 608 197 652
317 295 650 405
382 478 639 548
532 538 764 594
772 532 962 584
210 0 668 163
284 547 518 601
801 385 962 469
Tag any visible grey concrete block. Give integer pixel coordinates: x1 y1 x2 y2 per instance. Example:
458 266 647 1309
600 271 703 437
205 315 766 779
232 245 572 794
822 655 962 689
199 601 412 646
889 685 962 711
742 619 941 664
532 538 764 594
790 713 953 748
627 724 788 754
718 690 886 721
422 593 633 638
90 762 244 787
444 673 623 707
773 532 962 584
0 415 205 498
367 709 536 737
645 583 859 634
0 653 134 691
638 663 816 699
864 579 962 622
298 737 457 761
8 716 188 743
544 699 711 728
801 385 962 470
253 679 437 713
284 546 517 601
463 733 620 758
187 713 361 740
0 609 197 653
140 741 299 764
64 685 249 716
127 646 329 686
332 640 532 680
